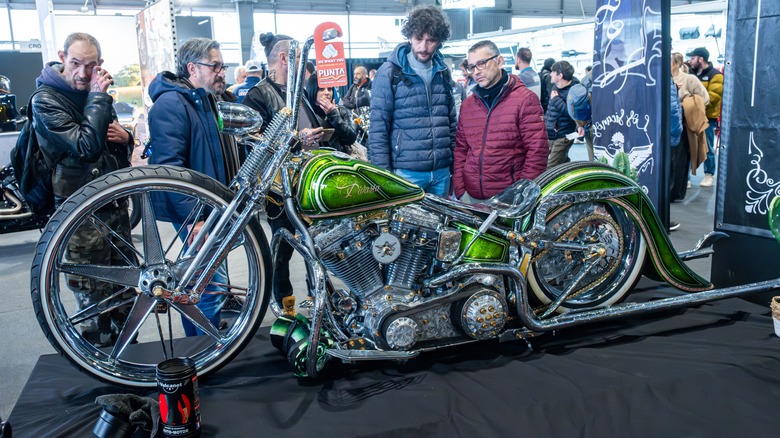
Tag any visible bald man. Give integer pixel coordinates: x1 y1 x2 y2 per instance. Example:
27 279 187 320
341 65 372 110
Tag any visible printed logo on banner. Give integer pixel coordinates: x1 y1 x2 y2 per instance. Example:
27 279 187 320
314 22 348 88
592 108 654 187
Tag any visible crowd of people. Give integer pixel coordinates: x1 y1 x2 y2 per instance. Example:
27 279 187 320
14 4 723 344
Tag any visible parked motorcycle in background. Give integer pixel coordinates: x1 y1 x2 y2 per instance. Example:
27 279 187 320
29 33 780 389
1 102 143 235
0 163 49 234
351 105 370 146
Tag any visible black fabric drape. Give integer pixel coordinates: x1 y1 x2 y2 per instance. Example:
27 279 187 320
10 279 780 437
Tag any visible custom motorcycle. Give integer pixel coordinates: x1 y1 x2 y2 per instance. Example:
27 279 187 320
31 34 780 388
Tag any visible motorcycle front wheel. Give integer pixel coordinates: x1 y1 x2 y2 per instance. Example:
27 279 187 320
527 200 646 312
31 165 271 388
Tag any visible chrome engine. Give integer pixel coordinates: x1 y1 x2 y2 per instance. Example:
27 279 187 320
310 204 510 351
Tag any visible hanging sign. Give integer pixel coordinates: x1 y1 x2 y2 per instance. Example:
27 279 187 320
314 22 348 88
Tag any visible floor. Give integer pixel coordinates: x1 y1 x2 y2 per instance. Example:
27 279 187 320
0 143 719 421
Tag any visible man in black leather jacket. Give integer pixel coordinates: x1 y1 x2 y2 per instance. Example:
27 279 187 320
340 66 371 110
32 32 134 347
242 32 325 310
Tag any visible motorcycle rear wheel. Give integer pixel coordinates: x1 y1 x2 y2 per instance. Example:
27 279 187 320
527 200 646 312
31 165 271 388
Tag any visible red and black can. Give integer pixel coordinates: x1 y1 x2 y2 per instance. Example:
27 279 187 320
156 357 201 437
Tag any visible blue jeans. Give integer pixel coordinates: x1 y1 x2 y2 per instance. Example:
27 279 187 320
173 222 227 337
703 119 718 175
394 167 451 197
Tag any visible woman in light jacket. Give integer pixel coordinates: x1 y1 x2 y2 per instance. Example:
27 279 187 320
671 52 710 200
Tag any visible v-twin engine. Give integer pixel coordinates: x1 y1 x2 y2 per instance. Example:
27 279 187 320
310 204 510 351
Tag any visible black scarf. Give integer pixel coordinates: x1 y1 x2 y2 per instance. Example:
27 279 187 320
474 70 508 109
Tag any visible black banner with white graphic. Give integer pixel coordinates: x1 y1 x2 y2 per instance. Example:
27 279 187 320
591 0 664 208
716 1 780 236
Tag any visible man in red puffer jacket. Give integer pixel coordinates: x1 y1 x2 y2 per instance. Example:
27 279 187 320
453 40 549 203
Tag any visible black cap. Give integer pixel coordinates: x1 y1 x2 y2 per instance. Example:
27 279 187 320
687 47 709 61
543 58 556 69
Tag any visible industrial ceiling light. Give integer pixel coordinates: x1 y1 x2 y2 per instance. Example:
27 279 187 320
79 0 89 13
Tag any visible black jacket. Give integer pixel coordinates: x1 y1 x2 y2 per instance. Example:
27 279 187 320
341 78 371 110
544 82 577 140
539 67 552 112
303 100 357 152
241 78 286 132
243 78 353 151
33 62 130 201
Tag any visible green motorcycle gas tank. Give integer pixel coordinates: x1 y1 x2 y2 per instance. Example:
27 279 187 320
452 223 509 263
296 153 425 219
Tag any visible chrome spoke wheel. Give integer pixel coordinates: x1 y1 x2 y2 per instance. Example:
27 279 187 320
528 202 646 312
31 166 271 388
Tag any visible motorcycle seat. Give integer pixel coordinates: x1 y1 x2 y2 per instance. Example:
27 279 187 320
486 179 541 219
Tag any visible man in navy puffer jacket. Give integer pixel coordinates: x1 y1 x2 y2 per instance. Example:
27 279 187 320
368 5 457 197
147 38 241 337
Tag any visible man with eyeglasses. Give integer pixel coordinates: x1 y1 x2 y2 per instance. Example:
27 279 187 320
147 37 242 336
368 5 457 197
453 40 548 204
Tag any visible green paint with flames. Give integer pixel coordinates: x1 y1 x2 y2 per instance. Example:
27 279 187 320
452 222 509 263
296 153 425 218
532 163 711 291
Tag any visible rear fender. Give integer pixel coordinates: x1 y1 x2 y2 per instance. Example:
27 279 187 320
531 162 712 292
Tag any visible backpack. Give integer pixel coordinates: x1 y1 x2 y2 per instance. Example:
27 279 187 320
566 83 591 123
539 69 552 109
9 91 56 215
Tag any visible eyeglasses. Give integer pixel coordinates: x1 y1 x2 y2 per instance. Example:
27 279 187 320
465 55 499 74
194 61 227 73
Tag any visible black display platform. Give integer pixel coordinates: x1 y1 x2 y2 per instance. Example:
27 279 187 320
10 281 780 437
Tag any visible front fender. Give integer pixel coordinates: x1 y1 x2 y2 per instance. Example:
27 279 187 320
532 162 712 292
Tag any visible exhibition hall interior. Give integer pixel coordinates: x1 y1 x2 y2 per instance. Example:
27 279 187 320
2 0 780 436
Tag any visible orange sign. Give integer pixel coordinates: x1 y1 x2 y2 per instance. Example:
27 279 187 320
314 22 348 88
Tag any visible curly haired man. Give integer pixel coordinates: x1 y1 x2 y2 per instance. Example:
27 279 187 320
368 5 457 197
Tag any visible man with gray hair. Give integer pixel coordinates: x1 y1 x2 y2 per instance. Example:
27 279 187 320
454 40 548 203
226 64 247 94
32 32 134 347
147 37 241 336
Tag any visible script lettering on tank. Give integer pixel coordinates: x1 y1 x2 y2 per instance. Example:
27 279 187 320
335 182 382 198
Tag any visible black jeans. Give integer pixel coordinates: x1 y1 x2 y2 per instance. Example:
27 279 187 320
268 207 295 302
670 129 690 202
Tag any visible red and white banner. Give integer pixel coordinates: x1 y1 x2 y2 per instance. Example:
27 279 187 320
314 22 348 88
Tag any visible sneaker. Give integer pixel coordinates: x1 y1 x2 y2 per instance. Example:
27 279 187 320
222 296 244 313
668 221 681 232
700 174 714 187
687 180 692 189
